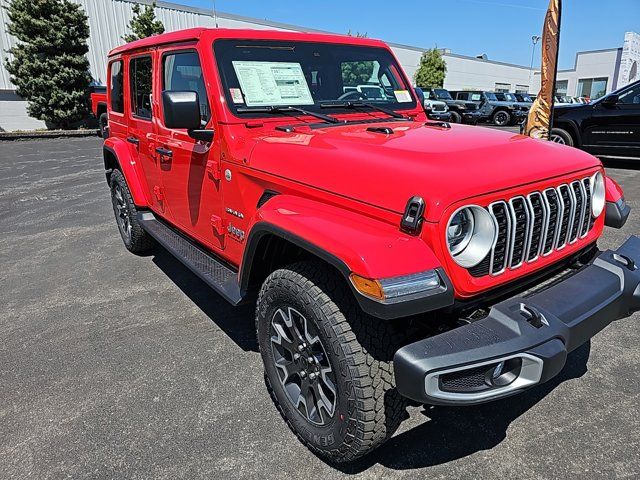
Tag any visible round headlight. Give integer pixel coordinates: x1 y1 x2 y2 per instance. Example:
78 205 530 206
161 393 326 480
446 206 497 268
590 171 605 217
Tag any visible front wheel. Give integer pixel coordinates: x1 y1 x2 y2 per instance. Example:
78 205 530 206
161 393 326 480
492 109 512 127
449 111 462 123
256 262 406 463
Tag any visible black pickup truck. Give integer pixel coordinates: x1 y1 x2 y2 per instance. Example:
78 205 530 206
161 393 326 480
551 79 640 161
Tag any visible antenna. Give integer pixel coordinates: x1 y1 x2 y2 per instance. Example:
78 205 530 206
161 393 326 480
212 0 219 28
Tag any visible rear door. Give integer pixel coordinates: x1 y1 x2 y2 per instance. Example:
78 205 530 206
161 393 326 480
154 47 225 252
583 83 640 159
127 53 163 213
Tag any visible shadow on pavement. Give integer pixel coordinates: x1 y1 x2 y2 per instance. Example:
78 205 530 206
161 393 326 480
338 341 591 474
150 246 258 352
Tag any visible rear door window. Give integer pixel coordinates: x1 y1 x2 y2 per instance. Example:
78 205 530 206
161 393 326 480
130 55 153 119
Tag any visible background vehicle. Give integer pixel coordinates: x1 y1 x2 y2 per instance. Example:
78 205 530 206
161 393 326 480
90 85 108 138
103 28 638 464
514 92 535 104
423 87 484 124
450 90 527 126
495 91 531 111
414 87 451 121
551 79 640 160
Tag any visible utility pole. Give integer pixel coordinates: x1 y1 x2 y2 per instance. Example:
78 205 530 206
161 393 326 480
529 35 541 85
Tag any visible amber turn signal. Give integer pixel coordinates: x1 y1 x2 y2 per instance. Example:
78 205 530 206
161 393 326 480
350 274 385 301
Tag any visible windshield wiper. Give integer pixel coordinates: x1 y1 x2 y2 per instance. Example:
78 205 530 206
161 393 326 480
236 105 340 124
319 101 409 120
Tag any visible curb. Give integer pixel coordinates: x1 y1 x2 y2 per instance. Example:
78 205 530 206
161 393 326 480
0 129 99 140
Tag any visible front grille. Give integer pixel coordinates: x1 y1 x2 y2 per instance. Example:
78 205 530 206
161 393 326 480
432 104 446 112
469 176 596 277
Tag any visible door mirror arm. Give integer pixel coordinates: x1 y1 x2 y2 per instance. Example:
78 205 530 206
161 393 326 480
600 94 619 108
188 129 214 142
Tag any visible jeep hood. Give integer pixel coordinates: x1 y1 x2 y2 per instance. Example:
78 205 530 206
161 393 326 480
248 121 600 221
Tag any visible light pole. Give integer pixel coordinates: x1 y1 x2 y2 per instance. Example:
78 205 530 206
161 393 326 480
530 35 541 87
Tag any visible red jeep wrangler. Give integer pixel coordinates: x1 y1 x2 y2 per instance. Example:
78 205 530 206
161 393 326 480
103 28 638 462
90 86 109 138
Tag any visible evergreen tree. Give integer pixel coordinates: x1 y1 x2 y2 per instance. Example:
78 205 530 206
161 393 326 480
123 2 165 43
414 48 447 88
4 0 91 129
342 30 373 86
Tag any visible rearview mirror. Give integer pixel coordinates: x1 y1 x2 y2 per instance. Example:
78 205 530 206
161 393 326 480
601 94 619 107
162 91 214 142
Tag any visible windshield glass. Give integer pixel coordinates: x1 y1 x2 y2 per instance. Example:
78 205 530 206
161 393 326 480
494 92 507 101
504 93 517 101
433 88 453 100
484 92 498 101
213 39 416 117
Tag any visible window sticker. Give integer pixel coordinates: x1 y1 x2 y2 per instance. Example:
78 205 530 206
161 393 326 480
232 61 314 106
229 87 244 104
393 90 412 103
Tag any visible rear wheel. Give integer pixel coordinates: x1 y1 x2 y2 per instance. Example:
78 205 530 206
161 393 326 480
256 261 406 463
492 109 511 127
550 128 574 146
109 169 155 254
98 112 109 139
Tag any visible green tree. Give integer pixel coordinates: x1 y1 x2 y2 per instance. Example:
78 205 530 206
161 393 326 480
123 1 165 43
414 48 447 88
342 30 374 86
4 0 91 129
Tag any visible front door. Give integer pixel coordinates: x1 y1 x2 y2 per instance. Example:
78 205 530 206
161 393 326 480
127 54 163 213
154 47 225 252
583 82 640 158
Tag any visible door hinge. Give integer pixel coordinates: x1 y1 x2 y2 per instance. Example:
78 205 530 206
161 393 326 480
153 185 164 201
206 159 221 181
210 214 226 236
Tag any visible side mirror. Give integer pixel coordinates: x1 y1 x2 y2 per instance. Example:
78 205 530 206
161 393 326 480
601 94 619 107
162 90 214 142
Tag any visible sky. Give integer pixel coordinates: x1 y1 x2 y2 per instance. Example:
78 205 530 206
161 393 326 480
169 0 639 69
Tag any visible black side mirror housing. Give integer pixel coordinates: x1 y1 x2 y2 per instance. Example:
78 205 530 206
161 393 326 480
601 94 619 107
162 90 214 142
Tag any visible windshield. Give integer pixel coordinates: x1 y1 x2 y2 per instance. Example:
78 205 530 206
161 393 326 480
494 92 507 101
213 39 416 117
433 88 453 100
484 92 498 101
504 93 517 101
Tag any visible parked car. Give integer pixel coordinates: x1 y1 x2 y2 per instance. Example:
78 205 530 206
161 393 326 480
424 87 485 124
90 85 108 138
103 28 638 463
551 79 640 161
414 87 451 121
450 90 528 126
514 92 535 104
495 91 531 111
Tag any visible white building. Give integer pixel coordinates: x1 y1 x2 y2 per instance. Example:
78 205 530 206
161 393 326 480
0 0 637 130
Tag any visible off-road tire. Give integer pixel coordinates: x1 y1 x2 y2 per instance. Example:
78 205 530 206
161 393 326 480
550 127 574 146
109 169 155 254
256 261 406 463
99 112 109 139
492 109 512 127
449 110 462 123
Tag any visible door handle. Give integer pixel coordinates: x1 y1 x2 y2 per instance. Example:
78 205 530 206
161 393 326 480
156 147 173 159
126 136 139 145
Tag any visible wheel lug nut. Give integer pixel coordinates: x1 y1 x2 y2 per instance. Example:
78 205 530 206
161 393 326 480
300 371 307 378
309 372 318 380
307 356 314 364
298 343 306 352
293 353 300 361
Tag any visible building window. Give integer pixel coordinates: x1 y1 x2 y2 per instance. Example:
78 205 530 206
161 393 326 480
577 77 608 100
555 80 568 96
109 60 124 113
163 51 210 123
495 82 511 92
515 85 529 93
130 55 153 119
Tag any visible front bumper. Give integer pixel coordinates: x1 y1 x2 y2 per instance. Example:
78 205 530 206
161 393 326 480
461 110 484 124
394 235 640 405
427 111 452 122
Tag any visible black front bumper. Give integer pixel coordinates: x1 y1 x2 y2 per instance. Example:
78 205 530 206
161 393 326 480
394 236 640 406
427 111 452 122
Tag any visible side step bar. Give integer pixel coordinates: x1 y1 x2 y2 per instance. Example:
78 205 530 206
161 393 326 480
137 211 243 305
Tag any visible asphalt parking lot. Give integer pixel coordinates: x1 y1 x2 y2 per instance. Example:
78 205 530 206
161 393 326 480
1 135 639 479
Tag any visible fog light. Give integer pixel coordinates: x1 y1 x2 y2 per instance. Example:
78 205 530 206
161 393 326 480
486 358 522 387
